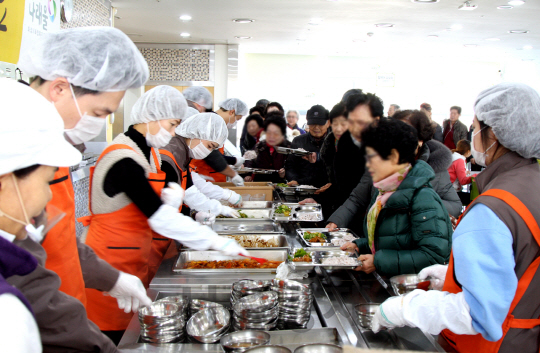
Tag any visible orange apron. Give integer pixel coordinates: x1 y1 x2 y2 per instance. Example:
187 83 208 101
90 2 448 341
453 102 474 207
441 189 540 352
80 144 166 331
41 167 87 306
189 146 226 182
146 149 189 280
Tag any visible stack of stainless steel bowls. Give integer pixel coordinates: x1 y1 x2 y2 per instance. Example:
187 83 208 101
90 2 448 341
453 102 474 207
231 280 271 307
186 307 231 343
190 299 224 317
139 302 185 343
233 291 279 331
156 296 189 322
270 279 313 329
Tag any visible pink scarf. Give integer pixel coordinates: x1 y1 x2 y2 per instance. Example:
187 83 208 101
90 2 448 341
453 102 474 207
366 164 412 254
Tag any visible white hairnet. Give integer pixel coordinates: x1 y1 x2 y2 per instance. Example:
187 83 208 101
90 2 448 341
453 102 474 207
474 82 540 159
183 86 213 109
131 86 187 124
18 27 149 92
177 113 228 148
184 107 199 120
219 98 249 116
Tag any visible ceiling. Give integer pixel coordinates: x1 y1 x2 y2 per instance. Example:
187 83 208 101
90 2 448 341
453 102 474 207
112 0 540 61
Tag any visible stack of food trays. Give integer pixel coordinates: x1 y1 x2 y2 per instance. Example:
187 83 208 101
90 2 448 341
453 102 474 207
296 228 358 248
232 291 280 331
270 279 313 329
271 203 323 222
288 248 361 271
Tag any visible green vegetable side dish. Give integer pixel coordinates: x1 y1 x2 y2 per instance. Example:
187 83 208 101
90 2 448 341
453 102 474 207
294 248 307 257
276 183 289 187
303 231 327 240
274 204 291 217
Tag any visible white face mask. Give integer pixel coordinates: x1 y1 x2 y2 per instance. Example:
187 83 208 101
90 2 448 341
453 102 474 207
0 174 45 243
62 85 106 145
189 140 212 159
471 127 496 167
226 114 238 129
146 122 173 148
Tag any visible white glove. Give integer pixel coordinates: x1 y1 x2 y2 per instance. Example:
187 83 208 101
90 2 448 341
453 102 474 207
160 182 185 209
231 173 244 186
220 205 240 218
224 189 242 206
184 185 225 215
198 174 215 182
418 264 448 291
211 237 249 256
107 272 152 313
234 157 245 168
195 211 216 225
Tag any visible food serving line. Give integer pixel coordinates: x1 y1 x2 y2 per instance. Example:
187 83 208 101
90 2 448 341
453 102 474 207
117 187 448 352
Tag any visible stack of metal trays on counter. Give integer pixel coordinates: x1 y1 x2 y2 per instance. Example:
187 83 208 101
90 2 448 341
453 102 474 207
233 291 279 331
230 279 271 306
139 302 185 343
270 279 313 329
190 299 224 317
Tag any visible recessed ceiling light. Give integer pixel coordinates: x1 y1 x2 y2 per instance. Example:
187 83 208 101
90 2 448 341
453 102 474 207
411 0 440 3
427 35 439 38
180 32 190 37
232 19 255 23
486 37 501 41
464 44 478 48
179 15 192 21
508 30 529 34
308 18 324 25
497 5 513 9
523 45 533 50
234 36 252 39
508 0 525 5
375 23 394 28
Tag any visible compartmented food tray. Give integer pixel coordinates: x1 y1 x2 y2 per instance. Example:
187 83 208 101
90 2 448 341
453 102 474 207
276 185 297 195
212 220 283 234
275 146 311 156
216 209 272 220
288 248 360 270
296 228 359 247
221 234 289 249
173 249 288 273
295 186 318 195
271 203 323 222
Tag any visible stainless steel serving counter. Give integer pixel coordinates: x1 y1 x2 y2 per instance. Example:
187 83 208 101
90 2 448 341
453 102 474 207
118 190 447 352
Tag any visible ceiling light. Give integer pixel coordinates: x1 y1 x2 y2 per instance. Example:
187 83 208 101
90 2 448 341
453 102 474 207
464 44 478 48
232 19 255 23
234 36 252 39
497 5 513 9
179 15 192 21
308 18 324 25
411 0 440 3
508 30 529 33
523 45 533 50
458 1 478 10
180 32 190 37
375 23 394 28
508 0 525 5
486 37 501 41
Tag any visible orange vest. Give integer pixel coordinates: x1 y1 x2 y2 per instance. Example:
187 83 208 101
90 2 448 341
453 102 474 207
441 189 540 352
145 149 189 281
189 146 226 182
41 167 87 306
80 144 166 331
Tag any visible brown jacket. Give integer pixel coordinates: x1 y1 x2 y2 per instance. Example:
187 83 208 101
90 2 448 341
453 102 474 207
8 237 118 353
161 134 191 181
442 119 468 147
472 152 540 353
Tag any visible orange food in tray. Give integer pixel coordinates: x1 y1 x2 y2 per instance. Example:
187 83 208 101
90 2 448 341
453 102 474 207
185 259 282 269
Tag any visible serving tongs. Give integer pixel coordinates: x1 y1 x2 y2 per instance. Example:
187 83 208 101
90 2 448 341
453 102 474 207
239 254 268 264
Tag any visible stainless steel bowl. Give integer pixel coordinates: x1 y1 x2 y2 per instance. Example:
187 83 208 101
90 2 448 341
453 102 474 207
220 330 271 353
390 274 421 295
354 303 379 329
186 307 231 343
245 345 292 353
139 302 184 343
235 305 279 320
234 291 279 313
270 279 312 294
139 302 180 318
233 280 269 295
233 317 278 331
293 343 342 353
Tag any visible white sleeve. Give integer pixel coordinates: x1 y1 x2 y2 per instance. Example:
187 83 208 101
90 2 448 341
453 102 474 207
0 294 42 353
148 204 230 250
191 171 229 200
183 185 224 215
404 290 478 336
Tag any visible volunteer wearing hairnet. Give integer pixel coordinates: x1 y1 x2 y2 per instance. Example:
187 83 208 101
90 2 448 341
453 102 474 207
372 83 540 353
82 86 248 340
1 79 120 352
190 98 249 185
183 86 214 113
16 27 151 346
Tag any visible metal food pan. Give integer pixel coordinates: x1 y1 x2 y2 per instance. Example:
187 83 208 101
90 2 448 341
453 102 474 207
216 209 272 221
296 228 359 247
237 201 273 209
212 220 283 234
277 185 297 195
173 249 288 273
220 234 289 249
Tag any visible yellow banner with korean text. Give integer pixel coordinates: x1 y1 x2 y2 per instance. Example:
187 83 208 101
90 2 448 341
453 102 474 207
0 0 26 64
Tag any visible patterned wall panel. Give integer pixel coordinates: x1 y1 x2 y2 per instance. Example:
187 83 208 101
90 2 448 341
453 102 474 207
61 0 110 29
139 48 211 82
